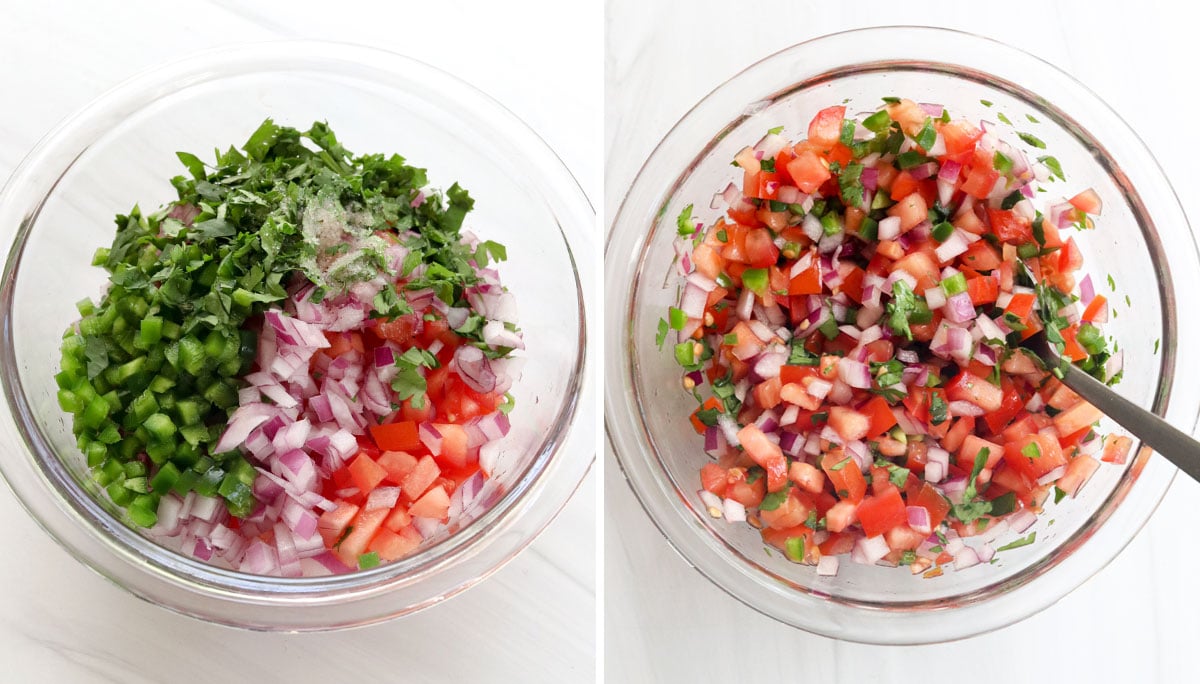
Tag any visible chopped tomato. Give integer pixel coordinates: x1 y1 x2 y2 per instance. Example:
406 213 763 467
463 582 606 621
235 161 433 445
807 105 847 149
855 484 907 537
369 421 422 452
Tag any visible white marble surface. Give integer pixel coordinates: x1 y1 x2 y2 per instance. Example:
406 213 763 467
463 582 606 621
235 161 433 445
605 1 1200 682
0 1 598 682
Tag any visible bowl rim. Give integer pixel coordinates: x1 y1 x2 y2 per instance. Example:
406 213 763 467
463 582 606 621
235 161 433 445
605 25 1199 643
0 39 597 630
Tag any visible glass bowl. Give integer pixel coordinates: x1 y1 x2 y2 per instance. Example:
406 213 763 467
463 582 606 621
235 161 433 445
0 41 596 631
605 26 1200 644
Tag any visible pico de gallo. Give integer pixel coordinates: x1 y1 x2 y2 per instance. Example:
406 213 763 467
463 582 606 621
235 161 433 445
662 99 1132 577
56 120 522 576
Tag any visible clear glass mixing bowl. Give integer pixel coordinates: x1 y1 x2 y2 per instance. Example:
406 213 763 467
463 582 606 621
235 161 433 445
0 41 596 631
605 27 1200 644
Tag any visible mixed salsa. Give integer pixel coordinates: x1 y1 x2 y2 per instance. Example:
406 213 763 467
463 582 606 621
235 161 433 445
56 121 522 576
664 99 1132 576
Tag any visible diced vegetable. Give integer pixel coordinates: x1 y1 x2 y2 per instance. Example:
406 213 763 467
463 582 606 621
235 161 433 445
59 120 522 576
668 100 1128 576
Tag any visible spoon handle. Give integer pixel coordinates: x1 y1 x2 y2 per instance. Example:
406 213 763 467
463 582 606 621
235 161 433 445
1061 363 1199 481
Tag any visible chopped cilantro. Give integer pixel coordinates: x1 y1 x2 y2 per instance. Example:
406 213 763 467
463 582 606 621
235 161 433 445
980 99 993 107
885 280 925 341
758 483 792 511
828 457 851 471
676 204 696 236
989 492 1017 516
997 112 1013 125
1038 155 1066 181
839 119 857 147
656 318 669 349
836 162 865 208
473 240 508 268
996 532 1037 552
391 347 439 409
1017 132 1046 149
993 151 1013 174
1054 486 1068 504
896 151 932 170
929 392 948 425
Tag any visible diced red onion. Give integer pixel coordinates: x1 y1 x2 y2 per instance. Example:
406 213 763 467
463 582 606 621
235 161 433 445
935 229 970 263
680 283 708 320
1037 465 1068 486
755 132 788 157
756 411 779 433
954 546 981 570
213 403 277 454
419 422 443 455
908 162 939 181
716 414 741 448
1008 508 1038 533
482 320 524 350
818 232 843 254
452 344 498 394
837 358 872 389
856 304 883 328
790 251 815 278
884 269 917 293
907 506 932 535
860 167 879 191
1013 198 1036 222
1079 274 1095 305
924 286 947 310
878 217 897 243
817 555 840 576
722 498 747 523
924 461 946 483
856 535 890 565
1105 350 1124 379
949 400 986 417
776 185 801 204
698 489 723 516
753 350 787 379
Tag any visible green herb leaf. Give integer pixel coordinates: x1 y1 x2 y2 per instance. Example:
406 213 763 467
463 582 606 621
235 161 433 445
758 484 791 511
929 392 948 425
676 204 696 236
996 532 1037 552
1017 132 1046 149
1037 155 1066 181
836 162 865 208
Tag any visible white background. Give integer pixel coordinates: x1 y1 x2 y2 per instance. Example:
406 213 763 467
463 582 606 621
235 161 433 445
605 1 1200 682
0 1 599 682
